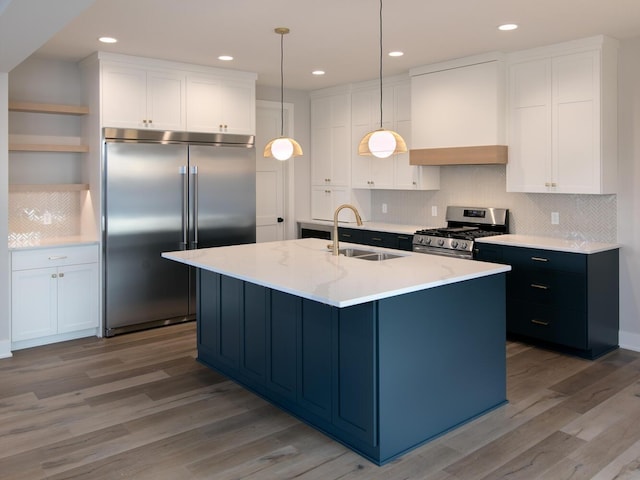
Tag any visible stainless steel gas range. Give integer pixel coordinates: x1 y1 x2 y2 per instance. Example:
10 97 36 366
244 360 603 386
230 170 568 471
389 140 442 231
412 206 509 259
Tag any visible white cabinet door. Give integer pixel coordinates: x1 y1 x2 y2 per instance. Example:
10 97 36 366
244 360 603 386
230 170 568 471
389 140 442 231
57 262 99 334
146 70 185 131
506 58 552 193
11 245 100 345
553 51 600 193
11 267 58 341
311 93 351 187
102 64 148 129
507 38 616 194
311 186 351 221
186 75 255 134
102 64 185 130
219 79 255 134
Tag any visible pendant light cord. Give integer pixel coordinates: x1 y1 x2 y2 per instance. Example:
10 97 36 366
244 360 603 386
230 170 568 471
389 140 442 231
378 0 383 129
280 31 285 137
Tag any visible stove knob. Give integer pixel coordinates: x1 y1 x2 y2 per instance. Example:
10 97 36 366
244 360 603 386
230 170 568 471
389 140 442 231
437 239 445 247
460 242 468 249
451 240 458 249
425 237 432 245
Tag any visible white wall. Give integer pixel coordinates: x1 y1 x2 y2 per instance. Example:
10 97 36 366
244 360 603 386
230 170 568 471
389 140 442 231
617 37 640 349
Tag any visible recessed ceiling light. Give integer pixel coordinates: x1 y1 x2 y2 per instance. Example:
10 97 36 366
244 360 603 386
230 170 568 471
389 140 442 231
312 70 325 76
388 51 404 57
98 36 118 44
218 55 234 61
498 24 518 31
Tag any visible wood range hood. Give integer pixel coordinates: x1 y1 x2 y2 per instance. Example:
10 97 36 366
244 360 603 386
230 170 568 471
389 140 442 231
409 145 508 166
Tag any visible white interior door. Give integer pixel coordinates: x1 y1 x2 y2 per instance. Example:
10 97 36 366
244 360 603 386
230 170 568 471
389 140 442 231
255 100 294 242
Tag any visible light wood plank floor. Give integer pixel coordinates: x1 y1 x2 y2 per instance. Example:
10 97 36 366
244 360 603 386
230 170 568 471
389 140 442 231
2 322 640 479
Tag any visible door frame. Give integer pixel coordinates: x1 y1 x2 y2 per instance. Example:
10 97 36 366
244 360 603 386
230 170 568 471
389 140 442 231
256 99 296 240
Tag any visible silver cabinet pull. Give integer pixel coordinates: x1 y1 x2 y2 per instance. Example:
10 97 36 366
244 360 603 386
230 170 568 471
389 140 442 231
48 255 67 260
530 283 549 290
531 319 549 326
51 273 57 279
59 273 64 278
531 257 548 262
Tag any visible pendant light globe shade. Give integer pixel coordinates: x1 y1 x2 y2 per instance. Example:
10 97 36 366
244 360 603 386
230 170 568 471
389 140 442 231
263 136 303 161
358 128 407 158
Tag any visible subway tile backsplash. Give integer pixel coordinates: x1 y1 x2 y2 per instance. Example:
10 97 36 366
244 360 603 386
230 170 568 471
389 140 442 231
371 165 617 243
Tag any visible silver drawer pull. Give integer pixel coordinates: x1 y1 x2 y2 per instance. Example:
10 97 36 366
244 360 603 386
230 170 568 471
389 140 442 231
530 283 549 290
48 255 68 260
398 236 409 240
531 319 549 326
371 237 382 241
531 256 548 262
342 234 352 238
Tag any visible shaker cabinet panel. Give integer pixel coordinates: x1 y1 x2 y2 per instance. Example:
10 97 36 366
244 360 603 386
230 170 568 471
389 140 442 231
186 75 255 134
11 245 99 345
102 64 185 130
506 36 618 194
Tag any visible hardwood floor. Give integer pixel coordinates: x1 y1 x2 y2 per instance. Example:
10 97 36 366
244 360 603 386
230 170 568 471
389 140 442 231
2 323 640 479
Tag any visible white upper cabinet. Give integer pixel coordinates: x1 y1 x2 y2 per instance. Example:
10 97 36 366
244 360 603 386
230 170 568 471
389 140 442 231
96 53 256 134
311 90 351 187
506 36 618 194
102 64 186 131
411 54 506 150
186 74 255 134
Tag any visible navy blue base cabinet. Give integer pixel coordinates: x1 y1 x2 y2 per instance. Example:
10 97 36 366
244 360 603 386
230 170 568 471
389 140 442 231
475 244 619 359
196 270 507 465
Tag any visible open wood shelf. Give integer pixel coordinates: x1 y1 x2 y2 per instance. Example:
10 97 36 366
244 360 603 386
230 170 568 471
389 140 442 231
9 184 90 192
9 101 89 115
9 144 89 153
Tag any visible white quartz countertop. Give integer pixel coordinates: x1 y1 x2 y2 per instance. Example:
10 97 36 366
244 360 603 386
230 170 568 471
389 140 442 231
476 234 620 254
8 236 99 251
162 238 510 308
297 219 427 235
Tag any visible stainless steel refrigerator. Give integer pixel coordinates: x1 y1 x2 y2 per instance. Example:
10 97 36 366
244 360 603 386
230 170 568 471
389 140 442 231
102 128 256 336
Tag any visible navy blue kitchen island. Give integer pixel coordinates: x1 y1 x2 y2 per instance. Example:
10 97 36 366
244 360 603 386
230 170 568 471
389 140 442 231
163 238 510 465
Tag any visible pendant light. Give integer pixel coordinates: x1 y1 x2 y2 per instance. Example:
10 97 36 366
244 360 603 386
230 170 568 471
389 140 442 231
264 27 303 161
358 0 407 159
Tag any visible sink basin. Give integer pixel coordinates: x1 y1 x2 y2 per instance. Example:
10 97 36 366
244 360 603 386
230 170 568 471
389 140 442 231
338 248 404 261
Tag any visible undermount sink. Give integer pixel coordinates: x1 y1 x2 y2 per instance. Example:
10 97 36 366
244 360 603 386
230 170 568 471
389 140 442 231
338 247 404 261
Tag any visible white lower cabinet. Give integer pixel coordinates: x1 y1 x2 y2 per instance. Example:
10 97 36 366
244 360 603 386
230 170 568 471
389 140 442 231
11 244 99 348
311 186 359 222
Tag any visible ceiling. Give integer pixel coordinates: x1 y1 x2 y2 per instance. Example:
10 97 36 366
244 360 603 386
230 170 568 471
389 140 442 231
33 0 640 91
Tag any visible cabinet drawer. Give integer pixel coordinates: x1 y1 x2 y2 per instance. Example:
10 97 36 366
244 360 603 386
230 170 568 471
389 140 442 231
12 245 99 271
507 300 587 350
338 228 364 244
361 231 398 249
507 269 586 308
502 246 585 273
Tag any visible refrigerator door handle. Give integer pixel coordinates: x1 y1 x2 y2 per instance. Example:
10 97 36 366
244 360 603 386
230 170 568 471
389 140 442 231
191 165 198 248
179 165 188 250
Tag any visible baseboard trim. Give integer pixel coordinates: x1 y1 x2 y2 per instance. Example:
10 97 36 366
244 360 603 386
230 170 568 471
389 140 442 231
619 330 640 352
0 339 13 359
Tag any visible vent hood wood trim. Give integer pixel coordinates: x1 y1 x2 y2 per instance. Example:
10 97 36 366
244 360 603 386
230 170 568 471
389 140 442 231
410 145 508 166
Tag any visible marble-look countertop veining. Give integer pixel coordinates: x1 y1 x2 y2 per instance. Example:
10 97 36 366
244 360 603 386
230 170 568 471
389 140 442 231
476 234 620 254
162 238 510 308
8 236 99 251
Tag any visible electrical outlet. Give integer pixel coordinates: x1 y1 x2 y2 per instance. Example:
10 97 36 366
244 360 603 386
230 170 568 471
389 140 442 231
43 211 52 225
431 206 438 217
382 203 388 214
551 212 560 225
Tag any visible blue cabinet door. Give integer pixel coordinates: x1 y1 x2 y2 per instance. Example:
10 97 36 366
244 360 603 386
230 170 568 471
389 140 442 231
266 290 300 402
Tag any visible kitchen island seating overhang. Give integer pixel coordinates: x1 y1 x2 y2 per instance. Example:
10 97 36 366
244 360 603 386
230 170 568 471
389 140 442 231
162 238 511 465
